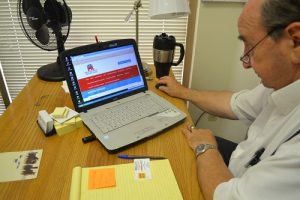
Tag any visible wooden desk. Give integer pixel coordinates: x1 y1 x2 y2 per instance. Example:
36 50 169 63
0 72 203 200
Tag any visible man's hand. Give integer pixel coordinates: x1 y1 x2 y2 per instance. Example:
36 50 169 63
156 76 189 99
181 124 218 151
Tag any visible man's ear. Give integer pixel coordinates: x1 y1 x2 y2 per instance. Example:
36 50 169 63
286 22 300 63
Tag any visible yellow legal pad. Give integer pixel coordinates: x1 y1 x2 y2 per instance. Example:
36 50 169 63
69 159 183 200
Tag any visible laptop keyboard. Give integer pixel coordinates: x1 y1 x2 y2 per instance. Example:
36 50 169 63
90 94 169 133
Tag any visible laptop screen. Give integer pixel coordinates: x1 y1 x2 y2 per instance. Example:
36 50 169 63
62 40 147 112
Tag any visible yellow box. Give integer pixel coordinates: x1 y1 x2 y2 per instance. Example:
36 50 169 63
75 117 83 128
54 116 82 136
52 107 69 118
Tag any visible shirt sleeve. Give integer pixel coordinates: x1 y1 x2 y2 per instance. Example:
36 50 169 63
230 84 273 125
214 136 300 200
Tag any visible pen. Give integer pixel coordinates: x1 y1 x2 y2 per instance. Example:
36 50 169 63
118 154 166 160
95 35 99 43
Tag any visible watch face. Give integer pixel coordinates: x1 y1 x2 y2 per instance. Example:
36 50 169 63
195 144 217 157
196 144 206 154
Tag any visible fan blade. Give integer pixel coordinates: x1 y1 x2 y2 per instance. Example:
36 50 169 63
22 0 41 14
44 0 60 22
44 0 72 26
26 6 46 30
36 25 50 45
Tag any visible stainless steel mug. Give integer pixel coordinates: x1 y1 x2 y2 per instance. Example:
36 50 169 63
153 33 184 78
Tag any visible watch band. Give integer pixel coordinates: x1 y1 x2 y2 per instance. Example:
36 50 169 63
195 143 217 158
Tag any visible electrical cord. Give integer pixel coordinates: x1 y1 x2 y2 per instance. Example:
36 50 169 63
195 111 206 127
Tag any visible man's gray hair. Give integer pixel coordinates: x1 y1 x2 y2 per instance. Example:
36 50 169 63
261 0 300 39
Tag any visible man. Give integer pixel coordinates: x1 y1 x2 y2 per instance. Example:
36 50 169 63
156 0 300 199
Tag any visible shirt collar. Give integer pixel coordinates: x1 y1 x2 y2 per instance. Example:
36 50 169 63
271 80 300 115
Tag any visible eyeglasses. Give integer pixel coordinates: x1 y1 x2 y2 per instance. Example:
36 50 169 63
240 29 276 64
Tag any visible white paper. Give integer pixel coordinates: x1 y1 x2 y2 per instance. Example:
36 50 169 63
0 149 43 182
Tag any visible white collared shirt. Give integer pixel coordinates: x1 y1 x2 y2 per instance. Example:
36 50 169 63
214 80 300 200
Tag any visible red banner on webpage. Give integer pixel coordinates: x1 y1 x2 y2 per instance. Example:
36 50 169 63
78 65 139 91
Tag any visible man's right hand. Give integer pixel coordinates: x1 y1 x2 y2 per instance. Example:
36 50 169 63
156 76 189 99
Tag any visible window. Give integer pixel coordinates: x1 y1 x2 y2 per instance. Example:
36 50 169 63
0 0 189 115
0 96 5 114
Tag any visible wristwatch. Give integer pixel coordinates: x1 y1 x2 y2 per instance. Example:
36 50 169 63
194 143 217 158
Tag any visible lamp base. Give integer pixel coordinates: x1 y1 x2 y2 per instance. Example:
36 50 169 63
142 61 152 77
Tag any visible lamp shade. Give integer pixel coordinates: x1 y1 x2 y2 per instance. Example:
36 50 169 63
149 0 190 19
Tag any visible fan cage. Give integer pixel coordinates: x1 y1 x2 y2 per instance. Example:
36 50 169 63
17 0 71 52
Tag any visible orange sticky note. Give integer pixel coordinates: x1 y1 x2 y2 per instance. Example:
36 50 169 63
88 168 116 189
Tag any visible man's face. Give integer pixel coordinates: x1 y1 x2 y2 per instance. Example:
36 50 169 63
238 0 294 90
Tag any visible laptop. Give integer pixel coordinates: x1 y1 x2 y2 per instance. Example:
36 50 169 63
60 39 186 152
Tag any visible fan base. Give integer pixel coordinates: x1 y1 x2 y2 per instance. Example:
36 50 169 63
37 62 65 82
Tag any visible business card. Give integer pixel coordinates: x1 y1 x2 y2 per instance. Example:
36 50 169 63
133 158 152 180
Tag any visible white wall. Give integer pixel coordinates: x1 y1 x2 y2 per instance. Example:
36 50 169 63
188 2 260 143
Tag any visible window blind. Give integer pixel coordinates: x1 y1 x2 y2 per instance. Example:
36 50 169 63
0 0 189 115
0 95 5 114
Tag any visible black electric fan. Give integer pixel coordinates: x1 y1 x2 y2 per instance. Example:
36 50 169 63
17 0 72 81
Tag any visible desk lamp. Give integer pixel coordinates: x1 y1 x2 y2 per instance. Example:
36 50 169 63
149 0 190 20
149 0 190 78
125 0 190 77
125 0 190 46
125 0 142 46
125 0 152 76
